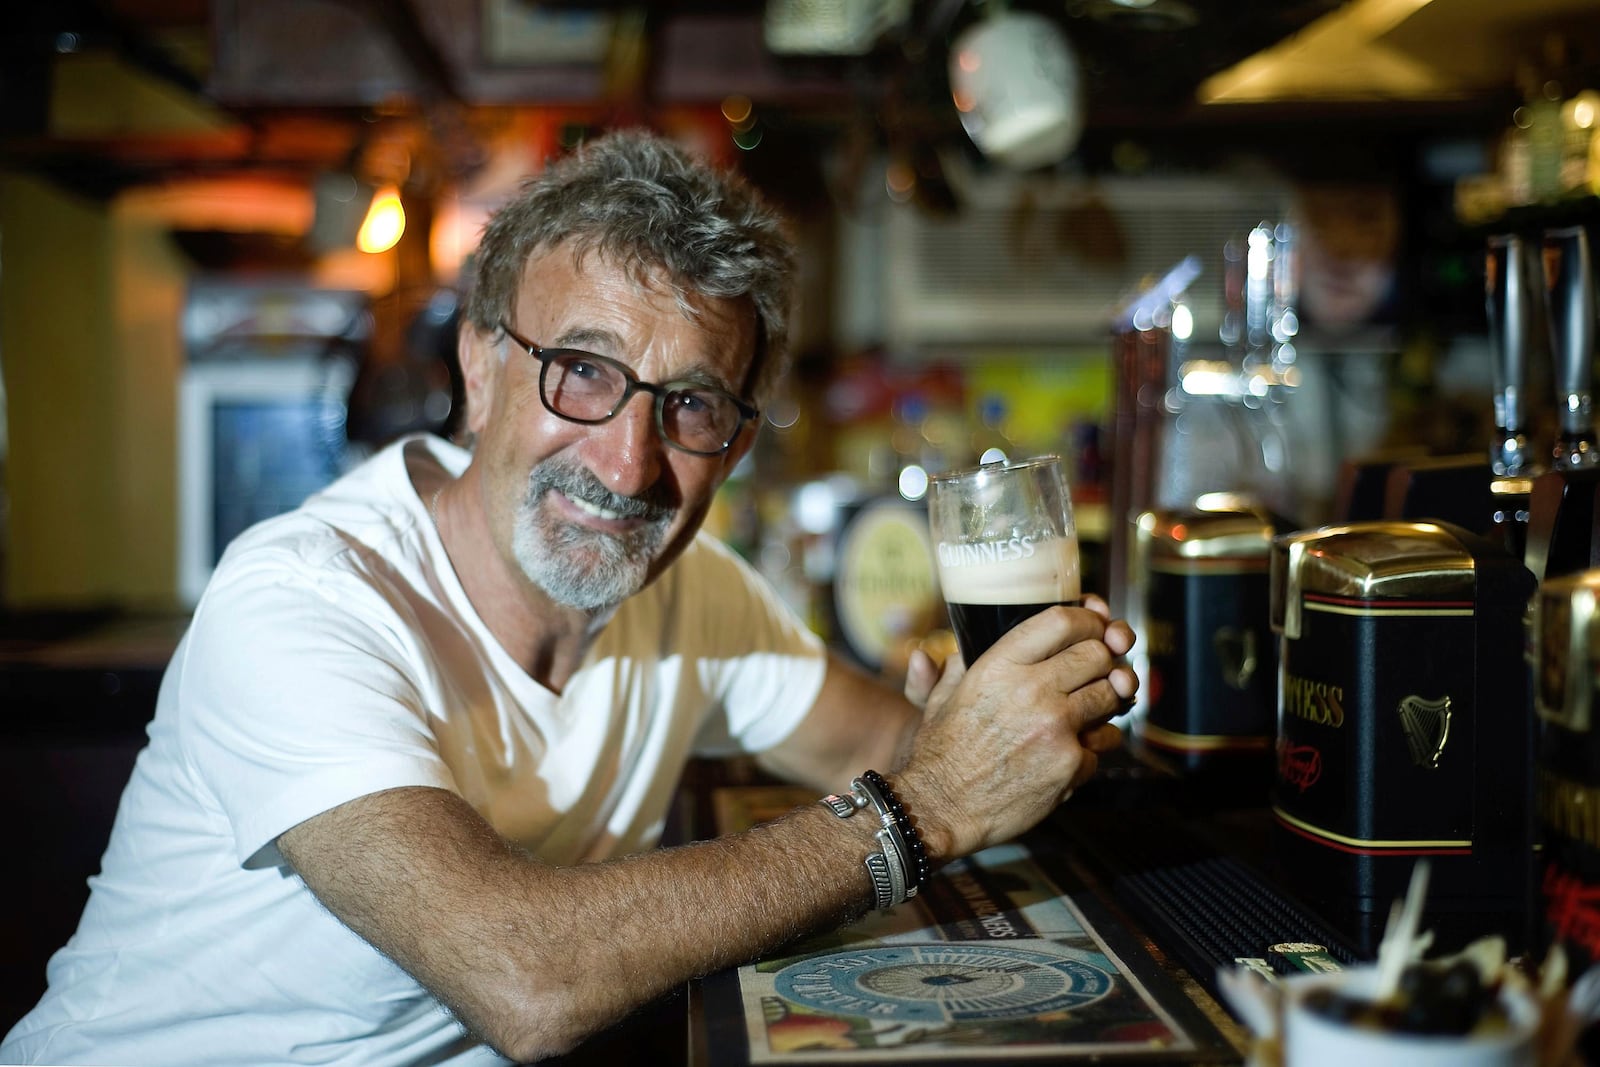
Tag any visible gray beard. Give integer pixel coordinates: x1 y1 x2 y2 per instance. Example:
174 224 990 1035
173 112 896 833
511 460 674 611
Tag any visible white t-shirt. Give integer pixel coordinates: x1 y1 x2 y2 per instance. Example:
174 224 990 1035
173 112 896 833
2 435 826 1067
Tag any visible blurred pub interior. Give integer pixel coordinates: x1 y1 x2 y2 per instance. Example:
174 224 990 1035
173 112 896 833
2 0 1600 1034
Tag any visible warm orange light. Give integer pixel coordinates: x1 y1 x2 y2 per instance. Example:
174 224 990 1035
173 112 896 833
357 185 405 254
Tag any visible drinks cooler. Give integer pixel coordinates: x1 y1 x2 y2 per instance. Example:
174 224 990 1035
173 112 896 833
1269 520 1537 952
1135 497 1283 802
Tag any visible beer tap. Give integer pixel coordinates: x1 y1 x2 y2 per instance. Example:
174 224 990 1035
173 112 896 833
1486 235 1537 559
1545 226 1598 473
1487 235 1535 479
1526 225 1600 585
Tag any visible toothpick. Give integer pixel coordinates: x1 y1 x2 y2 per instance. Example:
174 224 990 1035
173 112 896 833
1374 860 1431 1002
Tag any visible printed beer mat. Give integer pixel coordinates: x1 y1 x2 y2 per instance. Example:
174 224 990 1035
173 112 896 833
694 789 1241 1065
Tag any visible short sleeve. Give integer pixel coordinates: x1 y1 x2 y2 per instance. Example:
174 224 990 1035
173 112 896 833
677 536 827 756
177 546 456 869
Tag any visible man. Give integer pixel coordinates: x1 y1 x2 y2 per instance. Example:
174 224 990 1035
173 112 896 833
2 130 1134 1066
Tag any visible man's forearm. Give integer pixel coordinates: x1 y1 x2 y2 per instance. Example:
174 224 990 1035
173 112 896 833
279 783 895 1062
281 607 1130 1063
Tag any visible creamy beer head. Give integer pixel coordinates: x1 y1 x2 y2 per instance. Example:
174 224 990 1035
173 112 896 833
935 532 1081 605
936 532 1082 663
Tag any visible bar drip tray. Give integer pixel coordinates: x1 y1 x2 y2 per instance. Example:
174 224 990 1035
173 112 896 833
1052 804 1366 1000
1116 854 1362 987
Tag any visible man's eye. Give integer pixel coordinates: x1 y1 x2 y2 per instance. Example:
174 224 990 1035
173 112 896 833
670 391 711 415
554 354 620 386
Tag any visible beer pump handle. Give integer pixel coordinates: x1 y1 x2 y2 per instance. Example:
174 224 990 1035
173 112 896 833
1545 226 1600 472
1486 235 1533 477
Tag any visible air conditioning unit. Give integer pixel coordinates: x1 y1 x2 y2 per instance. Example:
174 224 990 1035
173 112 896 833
883 172 1293 347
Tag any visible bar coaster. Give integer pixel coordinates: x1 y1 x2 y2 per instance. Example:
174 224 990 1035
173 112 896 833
694 797 1241 1066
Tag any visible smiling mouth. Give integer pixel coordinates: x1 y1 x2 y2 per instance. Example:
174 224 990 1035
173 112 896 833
566 492 630 523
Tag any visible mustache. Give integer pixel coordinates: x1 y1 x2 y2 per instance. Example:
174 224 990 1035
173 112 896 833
528 461 675 522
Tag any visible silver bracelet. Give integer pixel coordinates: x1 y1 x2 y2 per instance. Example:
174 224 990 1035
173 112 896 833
819 778 915 910
876 826 909 906
819 786 868 819
863 850 896 911
853 773 922 899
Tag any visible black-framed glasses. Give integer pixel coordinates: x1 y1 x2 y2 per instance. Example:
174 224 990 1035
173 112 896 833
500 320 759 457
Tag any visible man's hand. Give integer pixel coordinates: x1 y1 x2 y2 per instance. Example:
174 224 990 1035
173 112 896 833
894 594 1136 861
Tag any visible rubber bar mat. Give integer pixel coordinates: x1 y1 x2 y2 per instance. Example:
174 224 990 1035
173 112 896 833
1111 854 1364 998
1049 805 1365 1000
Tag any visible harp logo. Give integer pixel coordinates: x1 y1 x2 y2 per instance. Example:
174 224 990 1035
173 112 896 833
1213 625 1258 690
1397 694 1452 769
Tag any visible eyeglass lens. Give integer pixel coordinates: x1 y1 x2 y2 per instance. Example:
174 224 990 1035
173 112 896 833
543 351 742 453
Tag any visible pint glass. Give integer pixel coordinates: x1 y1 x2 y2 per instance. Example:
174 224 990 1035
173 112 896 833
928 455 1082 665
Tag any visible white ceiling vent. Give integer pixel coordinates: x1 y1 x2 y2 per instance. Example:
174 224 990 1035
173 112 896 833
884 174 1292 347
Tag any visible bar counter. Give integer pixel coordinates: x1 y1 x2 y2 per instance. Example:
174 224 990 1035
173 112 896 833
553 751 1382 1067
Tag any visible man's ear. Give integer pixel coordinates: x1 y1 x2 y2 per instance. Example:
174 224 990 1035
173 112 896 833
457 321 500 438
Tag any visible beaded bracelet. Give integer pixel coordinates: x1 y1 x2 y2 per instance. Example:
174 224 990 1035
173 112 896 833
858 770 932 895
818 770 932 910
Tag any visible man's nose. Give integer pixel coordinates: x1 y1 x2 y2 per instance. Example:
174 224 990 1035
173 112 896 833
589 390 665 496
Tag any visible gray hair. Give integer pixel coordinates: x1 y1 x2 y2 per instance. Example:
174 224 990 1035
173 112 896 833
465 129 798 404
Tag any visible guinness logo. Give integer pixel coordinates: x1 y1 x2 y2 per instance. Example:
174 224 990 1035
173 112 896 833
1283 672 1345 728
1397 695 1451 769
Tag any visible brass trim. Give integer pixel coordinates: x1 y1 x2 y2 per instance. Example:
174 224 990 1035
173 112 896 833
1302 601 1474 619
1273 806 1472 851
1141 720 1272 752
1275 522 1477 630
1138 504 1276 561
1282 537 1309 639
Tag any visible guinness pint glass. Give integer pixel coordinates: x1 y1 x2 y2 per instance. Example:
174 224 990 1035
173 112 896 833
928 456 1081 665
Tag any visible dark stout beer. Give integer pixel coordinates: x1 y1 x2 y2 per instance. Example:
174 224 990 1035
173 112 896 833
936 535 1081 664
946 599 1086 665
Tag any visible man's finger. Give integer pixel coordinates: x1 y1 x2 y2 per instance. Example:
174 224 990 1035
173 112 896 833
1079 721 1123 754
903 649 940 710
983 605 1106 667
1110 663 1139 701
1082 594 1111 622
1104 619 1136 658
